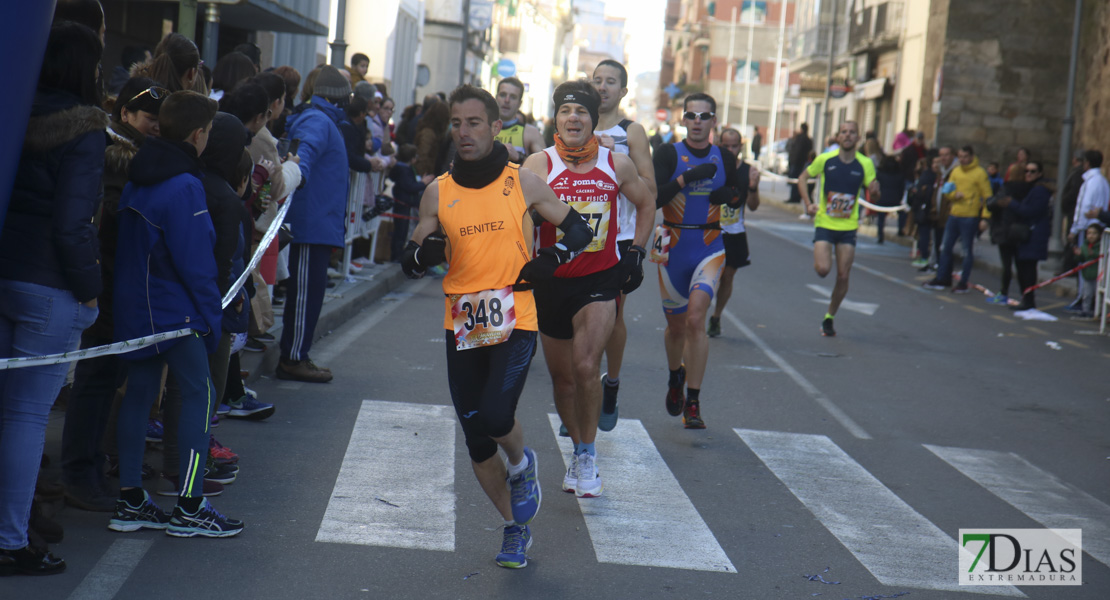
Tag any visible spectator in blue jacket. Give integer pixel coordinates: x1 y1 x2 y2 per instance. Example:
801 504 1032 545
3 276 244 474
112 91 244 538
276 65 351 383
995 160 1053 311
0 21 105 576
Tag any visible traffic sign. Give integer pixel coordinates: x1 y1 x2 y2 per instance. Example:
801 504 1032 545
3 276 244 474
655 108 670 122
497 59 516 78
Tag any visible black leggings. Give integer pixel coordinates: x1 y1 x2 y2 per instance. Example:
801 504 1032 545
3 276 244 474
998 243 1017 296
445 329 537 462
1015 259 1038 307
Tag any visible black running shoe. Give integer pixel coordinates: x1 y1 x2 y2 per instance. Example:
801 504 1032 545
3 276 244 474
821 317 836 337
166 499 243 538
665 366 686 416
707 316 721 337
108 491 170 532
683 400 706 429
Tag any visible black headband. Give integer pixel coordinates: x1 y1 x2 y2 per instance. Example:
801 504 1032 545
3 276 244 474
553 90 599 133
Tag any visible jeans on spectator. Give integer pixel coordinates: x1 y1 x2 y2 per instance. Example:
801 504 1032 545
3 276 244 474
788 164 803 203
61 334 124 489
875 212 888 243
1079 276 1097 314
118 333 213 497
0 279 97 549
936 216 979 284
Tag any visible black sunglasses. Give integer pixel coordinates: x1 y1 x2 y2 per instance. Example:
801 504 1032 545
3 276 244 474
126 86 169 107
1024 168 1040 174
683 111 715 121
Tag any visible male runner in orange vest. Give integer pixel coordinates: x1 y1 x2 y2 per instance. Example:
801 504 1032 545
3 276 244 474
403 85 593 568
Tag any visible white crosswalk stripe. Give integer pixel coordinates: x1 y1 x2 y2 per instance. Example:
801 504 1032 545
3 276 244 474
736 429 1023 596
550 414 736 572
925 444 1110 569
316 400 457 551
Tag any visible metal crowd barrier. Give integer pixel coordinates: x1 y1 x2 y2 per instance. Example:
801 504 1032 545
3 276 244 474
340 170 387 278
1098 229 1109 334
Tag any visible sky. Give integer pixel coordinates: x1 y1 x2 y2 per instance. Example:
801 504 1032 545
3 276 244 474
605 0 667 78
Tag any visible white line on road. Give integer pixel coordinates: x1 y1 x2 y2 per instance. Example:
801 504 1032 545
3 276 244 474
925 444 1110 568
736 429 1024 596
721 309 871 439
316 400 456 551
807 283 879 315
548 414 735 573
66 539 153 600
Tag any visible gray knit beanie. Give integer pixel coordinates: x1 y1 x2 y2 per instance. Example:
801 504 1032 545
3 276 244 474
313 65 352 101
354 80 374 101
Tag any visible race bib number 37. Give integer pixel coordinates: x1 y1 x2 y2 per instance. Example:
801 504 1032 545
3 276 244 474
556 201 610 252
450 287 516 350
825 192 857 219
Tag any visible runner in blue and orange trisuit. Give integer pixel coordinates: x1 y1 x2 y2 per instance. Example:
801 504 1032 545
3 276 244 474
522 80 654 499
653 93 750 429
403 84 594 569
591 59 657 432
796 120 880 337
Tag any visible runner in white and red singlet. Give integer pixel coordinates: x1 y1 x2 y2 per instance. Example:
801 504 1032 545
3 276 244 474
521 81 653 499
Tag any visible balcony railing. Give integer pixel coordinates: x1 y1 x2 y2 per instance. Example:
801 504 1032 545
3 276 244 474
791 22 850 62
848 0 904 54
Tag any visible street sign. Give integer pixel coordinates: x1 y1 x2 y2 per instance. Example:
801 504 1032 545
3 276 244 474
497 59 516 78
664 82 681 98
655 108 670 122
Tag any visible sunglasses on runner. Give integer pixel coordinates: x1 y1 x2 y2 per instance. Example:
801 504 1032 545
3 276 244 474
683 111 715 121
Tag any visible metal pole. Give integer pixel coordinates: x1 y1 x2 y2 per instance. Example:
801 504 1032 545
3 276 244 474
178 0 198 40
740 4 756 137
723 7 738 127
767 0 787 158
202 3 219 69
330 0 348 68
1051 0 1083 261
459 0 472 86
819 0 840 145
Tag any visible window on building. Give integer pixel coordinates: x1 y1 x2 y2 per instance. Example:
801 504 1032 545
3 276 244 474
735 60 760 82
741 1 767 25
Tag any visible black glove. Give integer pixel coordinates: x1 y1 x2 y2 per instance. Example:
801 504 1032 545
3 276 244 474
681 163 718 186
620 245 646 294
709 186 740 206
420 233 447 266
516 245 569 284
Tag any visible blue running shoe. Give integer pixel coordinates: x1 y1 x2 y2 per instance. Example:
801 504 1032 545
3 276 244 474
108 490 170 532
495 524 532 569
226 395 275 420
145 419 164 443
216 403 230 416
598 373 619 432
166 498 243 538
508 448 541 525
986 294 1009 305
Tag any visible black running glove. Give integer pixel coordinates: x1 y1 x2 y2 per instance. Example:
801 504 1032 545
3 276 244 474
516 244 571 284
400 233 447 279
681 163 718 186
620 245 646 294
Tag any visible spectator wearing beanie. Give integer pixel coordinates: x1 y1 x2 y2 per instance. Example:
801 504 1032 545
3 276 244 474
275 65 350 382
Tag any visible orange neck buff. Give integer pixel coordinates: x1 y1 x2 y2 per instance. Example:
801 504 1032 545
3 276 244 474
554 132 599 166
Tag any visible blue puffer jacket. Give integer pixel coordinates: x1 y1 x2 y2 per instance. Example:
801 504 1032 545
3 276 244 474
1007 182 1053 262
114 137 222 358
284 97 350 247
0 90 107 302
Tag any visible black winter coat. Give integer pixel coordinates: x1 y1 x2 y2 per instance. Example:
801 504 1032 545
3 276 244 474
1 89 108 302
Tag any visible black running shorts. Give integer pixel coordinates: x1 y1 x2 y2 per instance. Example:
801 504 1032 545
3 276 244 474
722 231 751 268
533 264 623 340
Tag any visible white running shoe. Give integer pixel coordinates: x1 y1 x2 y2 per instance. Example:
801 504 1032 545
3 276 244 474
561 452 578 494
575 452 603 498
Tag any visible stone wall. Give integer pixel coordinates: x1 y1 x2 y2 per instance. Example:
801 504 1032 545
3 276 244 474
915 0 948 146
932 0 1073 178
1074 0 1110 163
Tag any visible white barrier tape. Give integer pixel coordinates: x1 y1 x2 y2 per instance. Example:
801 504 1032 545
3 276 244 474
0 195 293 369
858 198 909 213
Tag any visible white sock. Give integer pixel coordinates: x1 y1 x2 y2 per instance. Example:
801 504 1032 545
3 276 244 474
506 453 529 477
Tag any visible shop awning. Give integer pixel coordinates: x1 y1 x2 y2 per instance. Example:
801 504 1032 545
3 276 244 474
854 77 888 101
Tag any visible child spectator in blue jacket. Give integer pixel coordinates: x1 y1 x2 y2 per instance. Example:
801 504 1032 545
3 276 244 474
387 143 431 261
112 91 244 538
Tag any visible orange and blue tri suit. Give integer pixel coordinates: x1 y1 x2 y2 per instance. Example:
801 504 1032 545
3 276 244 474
437 164 538 333
653 141 730 314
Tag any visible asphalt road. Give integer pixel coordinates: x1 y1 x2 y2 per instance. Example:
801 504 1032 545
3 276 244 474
16 202 1109 600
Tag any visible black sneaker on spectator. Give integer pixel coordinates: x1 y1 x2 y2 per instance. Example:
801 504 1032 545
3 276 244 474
204 461 238 485
63 480 117 512
254 332 275 342
952 283 970 294
166 499 243 538
244 338 266 352
108 490 170 532
922 279 949 290
157 474 223 497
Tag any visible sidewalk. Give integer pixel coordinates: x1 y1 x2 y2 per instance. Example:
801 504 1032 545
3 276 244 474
755 171 1079 300
241 261 407 383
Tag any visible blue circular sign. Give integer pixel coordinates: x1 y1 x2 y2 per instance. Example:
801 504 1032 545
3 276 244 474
497 59 516 78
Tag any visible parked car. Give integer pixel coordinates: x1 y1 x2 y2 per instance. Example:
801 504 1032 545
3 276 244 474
757 138 789 175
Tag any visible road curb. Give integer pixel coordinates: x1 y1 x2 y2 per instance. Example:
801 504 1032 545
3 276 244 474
241 264 408 384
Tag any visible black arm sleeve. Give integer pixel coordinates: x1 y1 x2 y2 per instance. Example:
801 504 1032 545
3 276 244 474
708 154 748 206
555 208 593 253
653 144 682 208
341 122 373 172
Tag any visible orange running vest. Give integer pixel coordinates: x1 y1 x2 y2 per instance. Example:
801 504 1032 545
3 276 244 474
437 164 538 331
